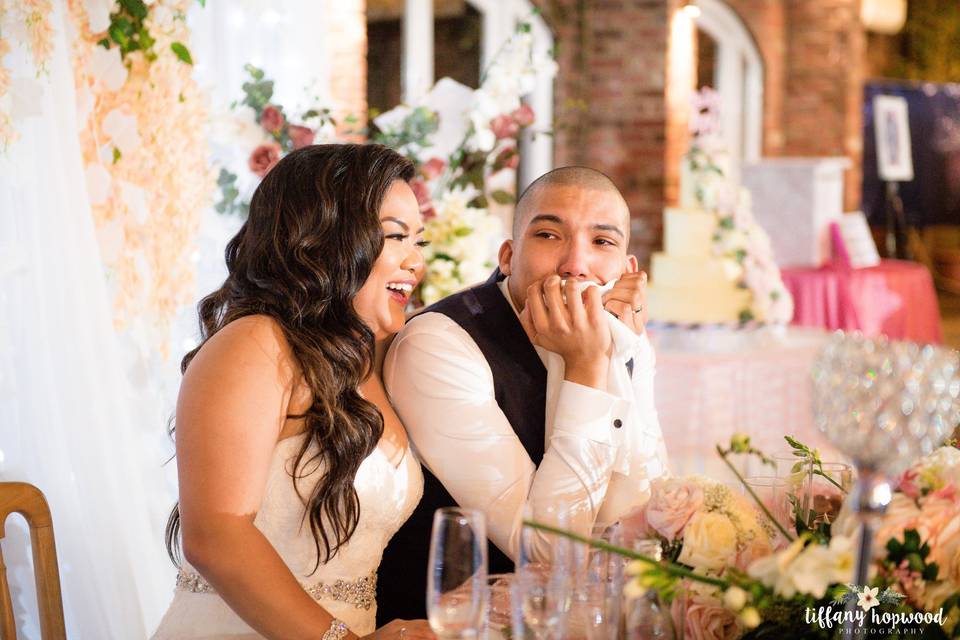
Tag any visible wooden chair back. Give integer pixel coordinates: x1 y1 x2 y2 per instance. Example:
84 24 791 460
0 482 66 639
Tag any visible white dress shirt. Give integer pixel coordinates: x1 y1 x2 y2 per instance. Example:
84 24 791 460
383 278 669 561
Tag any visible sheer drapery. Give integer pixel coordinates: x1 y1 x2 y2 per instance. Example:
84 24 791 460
0 2 174 637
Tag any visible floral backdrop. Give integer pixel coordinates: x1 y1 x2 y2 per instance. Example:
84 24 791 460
68 0 214 354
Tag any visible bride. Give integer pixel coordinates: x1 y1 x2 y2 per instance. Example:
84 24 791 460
152 144 434 640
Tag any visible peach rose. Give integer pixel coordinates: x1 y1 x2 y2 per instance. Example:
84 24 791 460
288 124 314 149
490 114 519 140
646 478 704 540
673 593 742 640
421 157 446 180
495 146 519 170
249 142 281 177
260 105 285 133
511 103 535 127
409 178 435 219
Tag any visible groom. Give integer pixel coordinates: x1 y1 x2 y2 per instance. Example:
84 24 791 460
376 166 669 622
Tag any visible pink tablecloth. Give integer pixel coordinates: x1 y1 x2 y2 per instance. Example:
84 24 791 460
781 260 942 344
651 328 842 479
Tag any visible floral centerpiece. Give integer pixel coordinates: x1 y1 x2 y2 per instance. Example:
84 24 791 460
529 434 960 639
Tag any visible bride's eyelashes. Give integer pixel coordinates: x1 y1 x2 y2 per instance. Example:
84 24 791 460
385 232 430 248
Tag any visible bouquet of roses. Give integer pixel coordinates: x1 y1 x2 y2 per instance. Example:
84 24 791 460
528 435 960 639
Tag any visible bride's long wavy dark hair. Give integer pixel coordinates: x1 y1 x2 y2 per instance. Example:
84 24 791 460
166 143 415 570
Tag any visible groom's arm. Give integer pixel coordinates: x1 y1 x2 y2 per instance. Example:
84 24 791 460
384 312 628 562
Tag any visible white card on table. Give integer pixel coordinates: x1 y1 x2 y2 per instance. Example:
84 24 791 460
836 212 881 269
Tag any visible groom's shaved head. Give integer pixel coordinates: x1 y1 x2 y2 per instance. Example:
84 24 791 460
512 166 629 239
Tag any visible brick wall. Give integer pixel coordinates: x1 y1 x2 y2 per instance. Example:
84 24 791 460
540 0 866 261
542 0 678 261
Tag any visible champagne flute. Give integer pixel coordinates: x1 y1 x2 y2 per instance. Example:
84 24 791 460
513 506 573 640
427 508 488 639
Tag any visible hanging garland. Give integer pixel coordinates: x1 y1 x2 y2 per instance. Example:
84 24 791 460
69 0 214 353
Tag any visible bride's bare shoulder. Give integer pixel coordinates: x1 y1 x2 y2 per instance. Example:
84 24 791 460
185 314 300 387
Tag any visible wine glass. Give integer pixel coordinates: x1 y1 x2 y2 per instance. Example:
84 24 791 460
427 508 488 639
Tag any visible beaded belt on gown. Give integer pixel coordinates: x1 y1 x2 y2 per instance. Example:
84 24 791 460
175 569 377 610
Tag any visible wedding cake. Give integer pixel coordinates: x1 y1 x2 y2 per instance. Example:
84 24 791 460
646 91 793 326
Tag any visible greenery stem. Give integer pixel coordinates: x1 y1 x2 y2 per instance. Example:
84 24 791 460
522 520 730 589
717 445 796 542
812 468 846 493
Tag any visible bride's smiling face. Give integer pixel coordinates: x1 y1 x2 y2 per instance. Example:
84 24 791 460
354 180 427 340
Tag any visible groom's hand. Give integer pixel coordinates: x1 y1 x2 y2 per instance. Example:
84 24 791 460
602 271 648 335
519 275 611 390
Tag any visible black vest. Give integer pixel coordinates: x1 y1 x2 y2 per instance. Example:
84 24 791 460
376 270 547 624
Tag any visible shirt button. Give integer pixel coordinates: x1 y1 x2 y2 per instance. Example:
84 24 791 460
613 419 623 429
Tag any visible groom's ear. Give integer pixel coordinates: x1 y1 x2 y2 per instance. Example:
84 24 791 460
498 240 514 276
625 254 639 274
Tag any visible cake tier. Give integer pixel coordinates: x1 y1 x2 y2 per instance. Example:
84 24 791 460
646 283 752 324
662 208 716 257
649 253 742 290
679 146 732 209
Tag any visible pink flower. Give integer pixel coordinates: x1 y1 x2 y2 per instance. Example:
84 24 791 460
495 146 519 170
260 105 285 134
409 178 436 220
288 124 315 149
672 593 741 640
421 157 446 180
898 470 921 499
511 103 535 127
645 478 704 541
490 114 519 140
735 529 774 571
929 483 958 502
249 142 282 178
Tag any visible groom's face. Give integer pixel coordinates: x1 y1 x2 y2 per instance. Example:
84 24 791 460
499 183 636 311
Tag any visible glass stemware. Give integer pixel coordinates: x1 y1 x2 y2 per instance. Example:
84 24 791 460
427 508 488 639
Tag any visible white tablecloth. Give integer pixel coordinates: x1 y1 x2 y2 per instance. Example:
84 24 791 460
651 326 844 479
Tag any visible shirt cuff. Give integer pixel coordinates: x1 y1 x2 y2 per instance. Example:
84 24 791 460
552 380 630 444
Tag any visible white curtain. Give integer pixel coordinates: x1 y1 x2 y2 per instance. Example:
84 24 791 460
0 2 174 637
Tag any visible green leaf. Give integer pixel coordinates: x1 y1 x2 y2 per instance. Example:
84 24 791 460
491 189 515 205
171 42 193 65
112 147 122 164
923 562 940 581
113 16 132 34
197 0 206 6
904 529 921 550
120 0 148 19
97 38 110 48
109 24 129 48
138 27 155 51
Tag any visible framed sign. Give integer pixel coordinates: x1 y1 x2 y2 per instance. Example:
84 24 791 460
873 94 914 182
